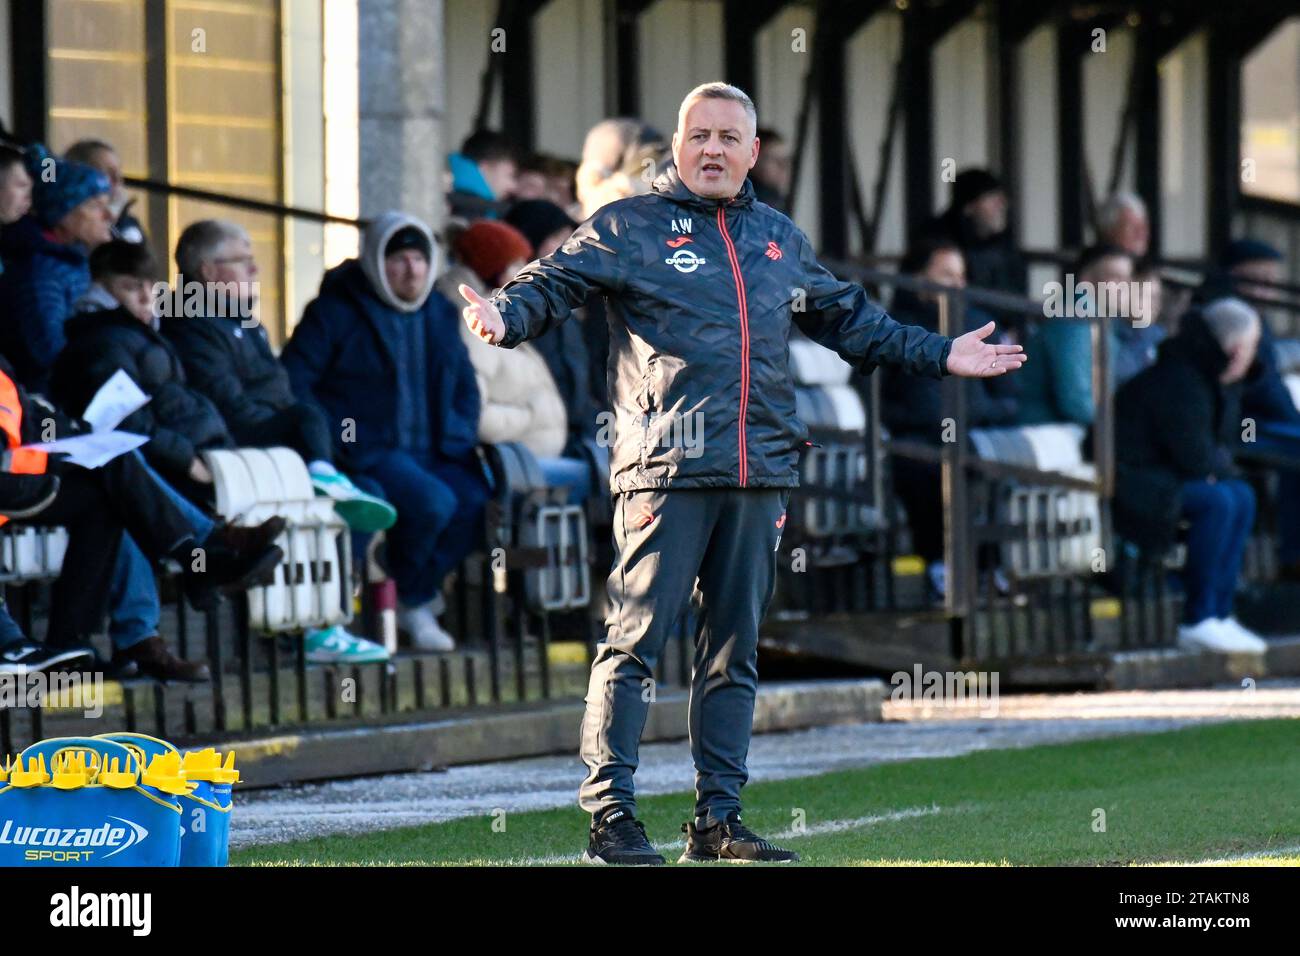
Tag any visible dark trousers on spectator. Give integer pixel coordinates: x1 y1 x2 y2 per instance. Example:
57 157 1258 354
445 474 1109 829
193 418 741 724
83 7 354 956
891 454 943 562
17 454 195 646
1179 478 1256 624
233 404 334 466
353 450 490 607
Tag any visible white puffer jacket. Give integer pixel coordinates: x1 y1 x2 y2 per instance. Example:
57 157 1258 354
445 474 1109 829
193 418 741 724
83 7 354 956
438 265 568 458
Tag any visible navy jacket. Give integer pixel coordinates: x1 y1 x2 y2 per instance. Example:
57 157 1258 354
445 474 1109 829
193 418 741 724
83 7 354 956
280 260 481 470
494 164 953 493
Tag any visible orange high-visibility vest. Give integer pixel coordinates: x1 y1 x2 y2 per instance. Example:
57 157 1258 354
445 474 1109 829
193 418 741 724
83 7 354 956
0 369 48 527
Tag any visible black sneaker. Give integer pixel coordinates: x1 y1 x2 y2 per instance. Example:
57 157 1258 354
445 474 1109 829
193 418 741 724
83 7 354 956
582 807 665 866
679 812 800 863
0 639 95 675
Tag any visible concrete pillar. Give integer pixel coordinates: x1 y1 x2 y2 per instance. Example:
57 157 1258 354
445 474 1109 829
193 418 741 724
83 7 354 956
358 0 446 230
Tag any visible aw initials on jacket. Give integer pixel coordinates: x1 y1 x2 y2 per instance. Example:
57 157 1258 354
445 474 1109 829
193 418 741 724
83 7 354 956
493 165 950 495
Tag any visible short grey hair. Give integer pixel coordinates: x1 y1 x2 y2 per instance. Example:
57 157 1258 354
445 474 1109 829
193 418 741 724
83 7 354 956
175 219 249 278
677 82 757 136
1202 296 1261 350
1097 191 1148 236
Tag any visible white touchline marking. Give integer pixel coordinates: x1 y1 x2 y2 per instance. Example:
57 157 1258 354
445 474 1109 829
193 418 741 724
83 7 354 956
505 804 947 866
1159 844 1300 867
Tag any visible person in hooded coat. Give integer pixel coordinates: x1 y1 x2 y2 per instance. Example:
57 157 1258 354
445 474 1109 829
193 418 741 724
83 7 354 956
282 212 486 652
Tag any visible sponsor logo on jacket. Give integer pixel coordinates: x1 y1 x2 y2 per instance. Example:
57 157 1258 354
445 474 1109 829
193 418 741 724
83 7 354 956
664 248 707 273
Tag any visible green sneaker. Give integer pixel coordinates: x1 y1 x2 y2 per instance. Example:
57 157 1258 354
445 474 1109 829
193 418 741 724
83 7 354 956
303 625 390 663
311 472 397 533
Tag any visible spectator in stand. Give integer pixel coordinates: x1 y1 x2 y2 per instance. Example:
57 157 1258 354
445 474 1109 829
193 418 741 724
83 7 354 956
1113 258 1167 389
65 139 146 244
53 240 233 499
1017 244 1134 426
503 199 601 456
51 238 383 666
0 144 113 394
1200 239 1300 579
575 118 667 218
436 219 589 501
0 145 33 256
0 351 285 674
1096 192 1150 258
924 168 1027 297
1114 297 1266 653
881 238 1019 599
750 126 792 213
574 119 670 410
447 129 519 220
282 212 487 653
164 219 396 534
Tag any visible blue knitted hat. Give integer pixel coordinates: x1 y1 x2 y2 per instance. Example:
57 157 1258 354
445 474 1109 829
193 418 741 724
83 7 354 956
25 143 110 228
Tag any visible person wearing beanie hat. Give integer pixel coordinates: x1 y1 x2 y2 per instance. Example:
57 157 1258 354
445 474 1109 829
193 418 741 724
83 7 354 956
923 166 1026 299
283 210 489 653
503 199 577 258
452 219 534 290
435 219 575 471
0 143 113 393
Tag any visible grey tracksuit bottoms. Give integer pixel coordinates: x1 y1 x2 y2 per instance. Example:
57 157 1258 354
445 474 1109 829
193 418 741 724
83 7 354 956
578 487 789 826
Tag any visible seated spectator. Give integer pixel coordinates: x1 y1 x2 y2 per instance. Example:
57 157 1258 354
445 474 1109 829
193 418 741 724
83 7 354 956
282 212 488 652
64 138 146 244
750 126 792 213
881 238 1019 598
923 168 1026 296
1096 192 1150 258
52 239 233 498
1200 239 1300 579
0 144 113 393
0 352 284 675
1113 297 1266 653
1113 259 1167 388
164 219 396 534
51 239 383 666
0 144 33 244
437 219 589 501
501 200 602 457
447 129 518 220
1017 244 1133 426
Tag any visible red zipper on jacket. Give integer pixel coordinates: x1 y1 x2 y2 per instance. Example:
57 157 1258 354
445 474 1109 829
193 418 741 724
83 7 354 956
716 203 749 487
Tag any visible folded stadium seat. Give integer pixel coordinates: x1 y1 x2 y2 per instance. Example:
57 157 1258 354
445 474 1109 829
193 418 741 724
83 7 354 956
202 447 350 633
482 442 591 613
788 335 881 547
0 526 70 584
968 423 1102 578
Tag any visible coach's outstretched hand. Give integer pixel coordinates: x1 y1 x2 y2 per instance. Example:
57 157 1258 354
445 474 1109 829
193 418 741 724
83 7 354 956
945 321 1026 377
459 284 506 345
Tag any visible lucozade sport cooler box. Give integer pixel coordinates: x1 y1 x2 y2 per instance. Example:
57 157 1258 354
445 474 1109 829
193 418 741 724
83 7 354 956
0 733 238 867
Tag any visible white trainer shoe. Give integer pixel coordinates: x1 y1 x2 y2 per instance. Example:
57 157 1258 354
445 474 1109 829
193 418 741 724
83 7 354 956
1214 617 1268 652
1177 618 1239 653
397 601 456 652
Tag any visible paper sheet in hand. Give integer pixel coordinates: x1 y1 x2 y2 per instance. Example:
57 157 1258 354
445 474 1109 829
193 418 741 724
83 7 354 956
22 432 149 469
81 369 151 432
